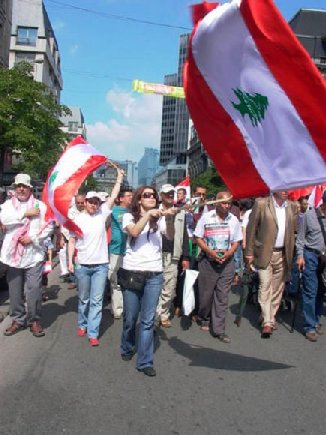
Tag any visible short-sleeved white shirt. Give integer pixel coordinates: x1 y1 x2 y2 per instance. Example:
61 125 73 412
73 203 111 265
194 210 242 251
122 213 166 272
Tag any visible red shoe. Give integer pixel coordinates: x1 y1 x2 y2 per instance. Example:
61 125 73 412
77 328 87 337
89 338 99 346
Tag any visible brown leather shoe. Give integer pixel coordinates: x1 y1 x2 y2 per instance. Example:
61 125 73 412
261 325 272 338
4 321 25 336
305 331 318 342
30 321 45 337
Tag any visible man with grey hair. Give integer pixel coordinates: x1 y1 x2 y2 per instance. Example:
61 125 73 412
245 191 297 338
296 190 326 342
0 174 53 337
194 191 242 343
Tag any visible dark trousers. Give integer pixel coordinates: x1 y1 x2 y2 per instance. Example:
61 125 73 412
7 261 43 325
198 256 235 335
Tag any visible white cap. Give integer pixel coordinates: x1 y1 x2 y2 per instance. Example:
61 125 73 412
14 173 32 188
97 191 109 202
85 191 102 200
160 184 175 194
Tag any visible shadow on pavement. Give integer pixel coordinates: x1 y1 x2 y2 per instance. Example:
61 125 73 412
167 336 294 371
99 306 114 338
42 294 77 329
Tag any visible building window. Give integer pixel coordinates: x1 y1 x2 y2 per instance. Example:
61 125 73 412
15 52 36 65
68 121 78 132
17 27 38 46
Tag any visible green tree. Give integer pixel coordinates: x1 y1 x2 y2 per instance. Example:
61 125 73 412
191 167 226 198
0 62 71 182
78 175 98 194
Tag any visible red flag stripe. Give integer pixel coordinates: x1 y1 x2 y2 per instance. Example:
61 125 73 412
184 35 269 198
241 0 326 162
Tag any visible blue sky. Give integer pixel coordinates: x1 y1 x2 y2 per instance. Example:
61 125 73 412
44 0 325 162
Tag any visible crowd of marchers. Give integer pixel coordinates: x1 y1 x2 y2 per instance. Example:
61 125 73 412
0 172 325 377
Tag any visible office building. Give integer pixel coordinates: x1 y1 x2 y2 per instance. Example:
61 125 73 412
0 0 12 68
9 0 63 101
60 107 87 141
138 147 160 186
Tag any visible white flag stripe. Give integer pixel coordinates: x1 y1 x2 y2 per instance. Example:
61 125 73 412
192 1 326 190
50 143 105 189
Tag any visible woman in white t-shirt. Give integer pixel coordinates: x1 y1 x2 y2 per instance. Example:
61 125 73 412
68 169 124 346
120 186 175 377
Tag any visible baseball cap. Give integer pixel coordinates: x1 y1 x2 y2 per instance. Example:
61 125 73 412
160 184 175 194
14 174 32 188
85 191 102 201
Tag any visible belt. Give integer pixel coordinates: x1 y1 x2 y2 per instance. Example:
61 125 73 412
273 247 285 252
305 247 321 256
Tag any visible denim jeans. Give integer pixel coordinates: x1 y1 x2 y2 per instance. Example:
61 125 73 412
75 263 109 338
121 272 163 369
302 249 325 333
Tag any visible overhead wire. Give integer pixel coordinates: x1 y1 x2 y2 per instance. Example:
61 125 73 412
46 0 192 31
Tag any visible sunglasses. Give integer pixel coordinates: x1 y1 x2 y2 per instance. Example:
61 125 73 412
141 192 156 199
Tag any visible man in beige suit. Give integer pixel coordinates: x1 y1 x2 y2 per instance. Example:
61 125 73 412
245 192 297 338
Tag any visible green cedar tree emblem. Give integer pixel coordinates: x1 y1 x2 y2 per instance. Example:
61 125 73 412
231 88 269 127
49 170 59 185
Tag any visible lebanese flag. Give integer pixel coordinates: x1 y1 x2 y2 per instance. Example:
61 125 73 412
42 136 107 236
177 176 190 187
184 0 326 198
176 176 191 202
308 184 326 208
288 187 314 202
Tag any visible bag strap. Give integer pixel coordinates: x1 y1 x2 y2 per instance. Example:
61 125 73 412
315 208 326 246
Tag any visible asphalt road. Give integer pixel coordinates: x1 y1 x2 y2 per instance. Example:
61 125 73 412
0 264 325 435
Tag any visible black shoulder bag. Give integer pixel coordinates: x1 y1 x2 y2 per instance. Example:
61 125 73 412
315 208 326 265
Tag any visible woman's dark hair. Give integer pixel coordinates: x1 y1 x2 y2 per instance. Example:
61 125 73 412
130 186 159 242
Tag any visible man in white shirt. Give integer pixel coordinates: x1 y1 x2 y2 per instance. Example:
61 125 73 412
245 192 297 338
1 174 53 337
194 191 242 343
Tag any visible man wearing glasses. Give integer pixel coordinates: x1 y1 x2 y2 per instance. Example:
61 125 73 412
1 174 54 337
194 191 242 343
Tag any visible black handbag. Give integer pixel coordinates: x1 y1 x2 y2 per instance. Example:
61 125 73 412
117 268 146 291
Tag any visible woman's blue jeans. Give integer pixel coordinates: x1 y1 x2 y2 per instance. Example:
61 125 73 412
121 272 163 369
75 263 108 338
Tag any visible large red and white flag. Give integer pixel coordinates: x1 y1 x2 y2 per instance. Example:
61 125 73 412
42 136 107 235
184 0 326 198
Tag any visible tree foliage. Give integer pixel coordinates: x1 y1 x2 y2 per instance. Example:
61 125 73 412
191 167 226 198
0 62 71 180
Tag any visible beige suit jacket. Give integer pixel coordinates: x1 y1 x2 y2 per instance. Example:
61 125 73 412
245 196 297 271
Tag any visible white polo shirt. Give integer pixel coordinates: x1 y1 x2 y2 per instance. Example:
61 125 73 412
194 210 242 251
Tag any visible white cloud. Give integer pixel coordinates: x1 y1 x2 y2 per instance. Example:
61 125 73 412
87 88 162 162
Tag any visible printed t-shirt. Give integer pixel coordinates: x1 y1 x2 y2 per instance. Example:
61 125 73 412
194 210 242 252
122 213 166 272
109 206 128 255
73 203 111 265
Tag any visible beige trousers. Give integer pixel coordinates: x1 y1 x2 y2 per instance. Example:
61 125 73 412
108 253 123 318
257 251 286 327
156 252 179 321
